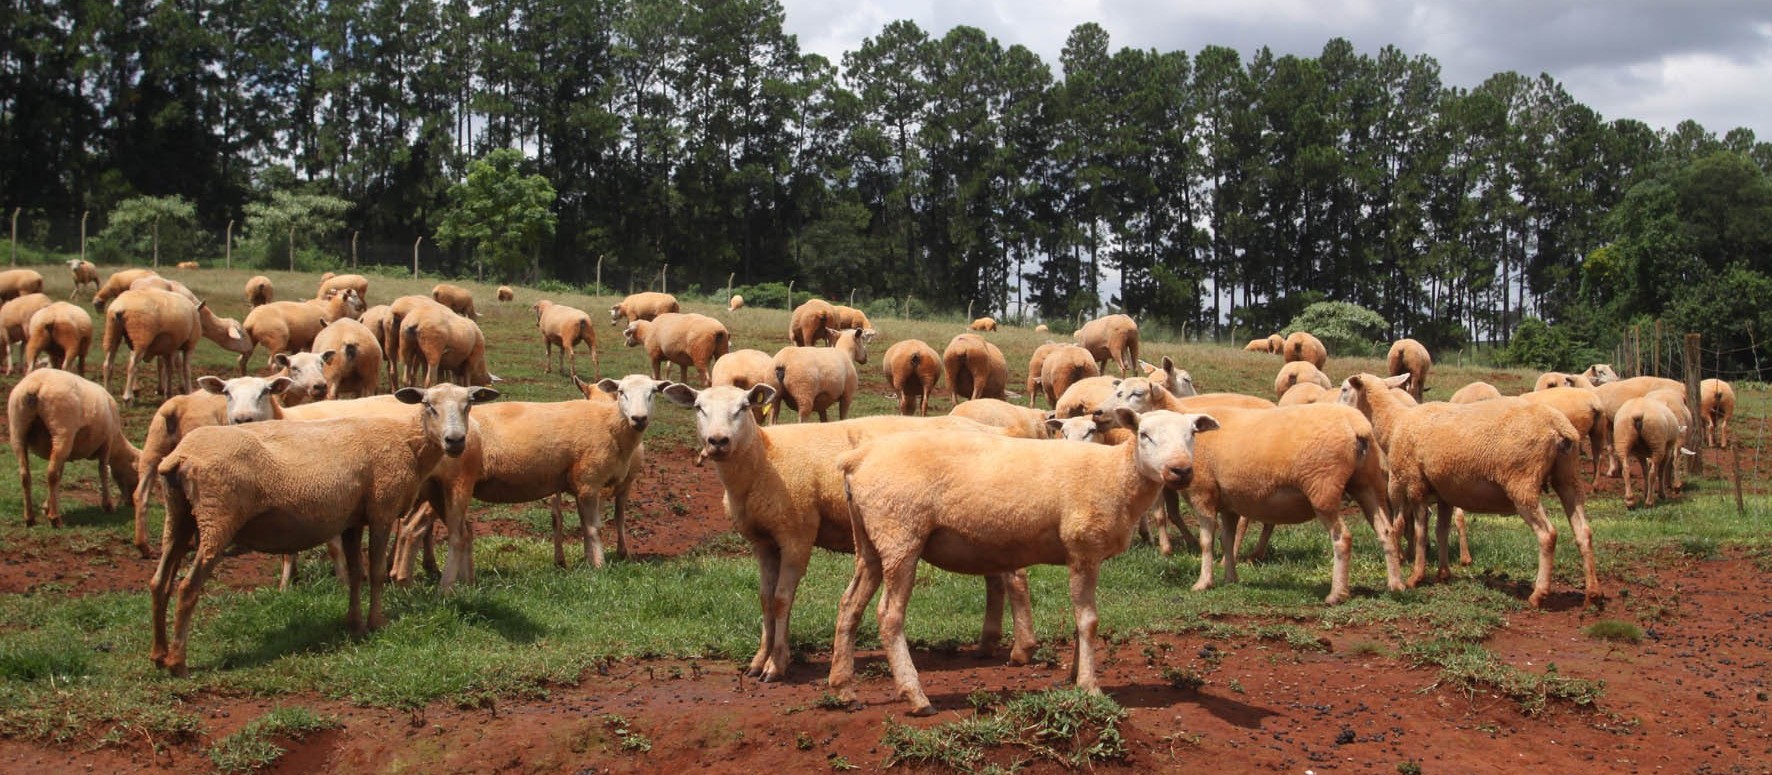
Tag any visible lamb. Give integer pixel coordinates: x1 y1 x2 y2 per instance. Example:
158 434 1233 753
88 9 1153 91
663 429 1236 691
381 295 450 388
149 383 499 676
9 368 140 528
1614 396 1683 507
787 298 837 346
610 291 680 326
68 260 99 300
1450 381 1503 403
662 383 1033 683
129 375 291 556
91 268 157 310
496 286 515 302
311 318 384 399
101 288 200 403
533 300 599 378
245 275 273 307
1283 331 1328 369
400 305 493 387
950 398 1054 439
174 261 200 270
728 294 744 311
771 328 874 422
1701 378 1735 448
1024 342 1065 408
882 339 942 416
969 317 998 332
623 312 730 386
1274 360 1332 400
1073 313 1139 375
1 292 54 373
1040 345 1102 407
830 304 873 334
431 283 476 319
1339 374 1598 606
23 302 93 375
318 273 370 303
1534 371 1594 391
942 333 1008 403
1386 338 1431 401
711 349 781 423
0 268 44 302
827 408 1215 714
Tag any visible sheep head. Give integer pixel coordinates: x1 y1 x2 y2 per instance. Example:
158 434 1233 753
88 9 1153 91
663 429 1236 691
662 383 775 463
586 373 669 433
273 352 333 405
394 382 499 457
1046 415 1101 443
198 375 292 425
622 321 646 348
1124 409 1219 490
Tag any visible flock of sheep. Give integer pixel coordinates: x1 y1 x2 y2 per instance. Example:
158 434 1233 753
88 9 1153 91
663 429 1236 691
0 261 1743 717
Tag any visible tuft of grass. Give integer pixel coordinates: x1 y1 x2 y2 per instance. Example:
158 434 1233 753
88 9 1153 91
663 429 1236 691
1583 619 1645 644
1161 666 1205 691
882 688 1127 772
603 714 651 753
205 706 339 774
1404 640 1605 716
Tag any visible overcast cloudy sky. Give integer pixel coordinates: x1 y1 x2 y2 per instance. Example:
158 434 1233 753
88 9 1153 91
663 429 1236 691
780 0 1772 138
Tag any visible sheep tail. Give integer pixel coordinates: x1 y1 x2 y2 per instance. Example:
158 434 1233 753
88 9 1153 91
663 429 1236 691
774 364 787 385
1353 432 1370 463
713 329 729 353
1292 341 1303 358
909 352 921 370
344 342 358 361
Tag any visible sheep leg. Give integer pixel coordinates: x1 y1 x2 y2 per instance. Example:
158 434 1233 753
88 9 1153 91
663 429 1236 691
612 480 631 560
327 537 350 586
548 494 568 568
575 489 605 569
761 547 811 682
1621 451 1638 507
979 574 1006 658
1453 508 1473 566
1551 465 1601 604
1005 570 1035 665
432 490 470 590
279 554 299 591
1219 512 1244 584
829 553 883 703
838 394 851 421
876 554 932 714
1718 415 1729 449
41 434 73 527
149 483 198 670
336 527 367 634
366 522 391 631
1433 502 1455 583
14 434 35 527
122 348 143 404
1318 510 1353 605
168 541 227 677
918 388 931 417
746 544 783 678
1513 495 1559 608
1190 504 1220 592
389 506 427 585
543 339 555 374
132 460 159 557
97 444 114 512
1066 562 1104 694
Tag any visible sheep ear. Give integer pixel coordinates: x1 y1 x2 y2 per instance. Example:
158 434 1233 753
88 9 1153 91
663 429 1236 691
594 377 621 395
1137 359 1155 375
197 376 227 394
265 376 293 396
1111 407 1140 431
746 383 778 409
1110 378 1122 387
661 382 700 408
1042 411 1056 422
1162 355 1177 373
1190 414 1220 434
1383 373 1410 389
272 353 291 368
469 387 500 404
319 349 338 365
1044 418 1066 434
394 387 425 405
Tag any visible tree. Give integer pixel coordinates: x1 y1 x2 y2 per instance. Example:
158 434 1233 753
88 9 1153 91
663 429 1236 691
94 196 200 266
435 148 558 279
242 190 351 270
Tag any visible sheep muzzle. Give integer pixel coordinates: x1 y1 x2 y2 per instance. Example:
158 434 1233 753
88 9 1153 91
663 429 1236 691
1164 465 1193 489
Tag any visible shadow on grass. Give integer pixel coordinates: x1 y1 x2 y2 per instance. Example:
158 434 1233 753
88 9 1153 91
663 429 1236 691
53 501 133 529
216 607 354 671
443 595 548 643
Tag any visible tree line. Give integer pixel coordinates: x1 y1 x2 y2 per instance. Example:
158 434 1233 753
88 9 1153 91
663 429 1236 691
4 0 1771 365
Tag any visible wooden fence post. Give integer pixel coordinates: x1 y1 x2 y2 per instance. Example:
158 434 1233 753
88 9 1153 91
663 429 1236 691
9 208 18 266
412 236 422 279
224 219 234 269
79 210 89 264
152 217 161 267
351 230 359 269
595 255 603 295
1684 333 1704 477
786 280 794 313
1652 319 1662 377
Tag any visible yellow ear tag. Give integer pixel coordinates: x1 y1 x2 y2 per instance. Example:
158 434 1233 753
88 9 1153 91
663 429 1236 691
761 402 775 420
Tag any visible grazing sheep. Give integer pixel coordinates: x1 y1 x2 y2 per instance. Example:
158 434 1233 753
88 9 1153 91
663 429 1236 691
1386 338 1431 401
1450 381 1503 403
883 339 942 416
1283 331 1328 369
149 383 499 676
1593 376 1687 475
8 368 140 528
382 295 450 388
400 305 493 388
728 294 744 311
91 268 157 310
238 301 327 372
950 398 1054 439
1701 378 1735 448
1053 375 1120 419
662 383 1032 683
317 273 369 303
1534 371 1594 391
787 298 837 346
431 283 475 319
1 293 54 373
0 268 45 303
130 375 291 556
244 275 273 307
533 300 599 378
1583 364 1620 385
623 312 730 386
828 408 1216 714
196 302 253 359
711 349 781 424
496 286 515 302
1024 342 1065 408
1097 377 1275 417
830 304 873 334
68 260 99 300
1274 360 1333 400
1034 323 1049 333
311 318 384 399
174 261 200 270
941 333 1008 403
129 275 199 305
23 302 93 375
1340 374 1598 606
1243 338 1273 353
1073 313 1139 375
969 317 997 332
610 291 680 326
101 288 200 403
771 328 874 422
1614 396 1683 507
1040 345 1101 407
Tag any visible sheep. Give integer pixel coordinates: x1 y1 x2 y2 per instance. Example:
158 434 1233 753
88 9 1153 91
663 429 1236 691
533 300 599 378
771 328 874 422
23 302 93 375
883 338 942 416
68 260 99 299
129 375 291 556
1046 414 1116 443
318 273 370 303
787 298 837 346
661 383 1033 683
497 286 515 302
830 304 873 334
1701 378 1735 448
1278 383 1330 406
148 383 499 676
1243 338 1273 353
1024 342 1065 408
950 398 1054 439
311 318 384 399
269 352 332 406
238 301 327 372
728 294 744 311
1097 378 1277 417
1039 345 1101 407
1053 375 1120 419
1034 323 1049 333
1 292 54 373
9 368 140 528
1139 356 1197 397
174 261 200 270
828 408 1216 714
129 274 200 305
1073 313 1139 375
1593 376 1687 476
1521 386 1610 484
1339 374 1598 606
1583 364 1620 385
381 295 449 388
1274 360 1332 400
1450 381 1503 403
91 268 156 310
1386 338 1431 401
610 291 680 326
1283 331 1328 369
431 283 476 319
101 288 200 404
1614 397 1683 507
400 305 493 387
623 312 730 386
242 275 273 307
0 268 45 303
942 333 1008 403
711 349 781 423
1534 371 1594 391
969 317 998 332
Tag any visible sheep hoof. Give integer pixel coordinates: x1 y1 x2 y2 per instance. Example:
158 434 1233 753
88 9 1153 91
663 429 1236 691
1190 581 1210 592
1324 593 1349 606
169 662 189 678
907 704 937 718
1527 593 1548 609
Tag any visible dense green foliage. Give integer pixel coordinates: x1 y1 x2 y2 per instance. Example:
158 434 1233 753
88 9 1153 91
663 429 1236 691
435 149 558 279
1285 302 1389 357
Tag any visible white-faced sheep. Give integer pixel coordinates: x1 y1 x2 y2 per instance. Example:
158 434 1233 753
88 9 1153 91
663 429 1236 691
1386 338 1431 401
771 328 874 422
311 318 384 399
828 408 1215 714
1283 331 1328 369
267 351 331 407
68 260 99 300
149 383 498 676
1450 381 1504 403
623 312 730 386
787 298 837 346
238 301 326 373
1040 345 1102 407
533 300 599 378
1613 396 1682 507
969 317 998 332
711 349 781 424
24 302 92 375
883 339 942 416
942 333 1008 403
400 305 494 388
1073 313 1139 375
496 286 515 302
611 291 680 327
1139 356 1197 398
91 268 156 310
1274 360 1332 400
1701 378 1735 448
9 368 140 528
0 268 44 303
431 283 475 319
1 292 54 373
1094 377 1275 422
1583 364 1620 385
102 288 200 404
662 383 1033 683
949 397 1054 439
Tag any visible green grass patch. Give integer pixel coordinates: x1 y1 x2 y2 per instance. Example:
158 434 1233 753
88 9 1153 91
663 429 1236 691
882 688 1126 772
1583 619 1645 644
206 706 339 773
1403 640 1605 716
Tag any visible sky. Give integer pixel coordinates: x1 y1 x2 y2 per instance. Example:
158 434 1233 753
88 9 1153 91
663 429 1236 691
779 0 1772 139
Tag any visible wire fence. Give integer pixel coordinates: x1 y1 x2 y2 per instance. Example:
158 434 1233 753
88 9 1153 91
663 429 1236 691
1616 321 1768 385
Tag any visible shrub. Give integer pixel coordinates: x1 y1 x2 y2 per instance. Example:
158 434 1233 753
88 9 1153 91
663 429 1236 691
1285 301 1389 356
1504 318 1571 371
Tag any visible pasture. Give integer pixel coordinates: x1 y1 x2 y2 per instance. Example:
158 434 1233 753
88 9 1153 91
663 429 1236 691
0 262 1767 773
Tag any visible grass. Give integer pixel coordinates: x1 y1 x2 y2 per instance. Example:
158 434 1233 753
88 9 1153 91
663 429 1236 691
205 706 339 773
0 257 1767 751
1583 619 1645 644
881 688 1127 772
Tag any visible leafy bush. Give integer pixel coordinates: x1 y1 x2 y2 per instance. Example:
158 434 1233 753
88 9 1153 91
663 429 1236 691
1504 318 1572 371
1230 291 1324 338
1285 301 1388 356
725 282 795 310
91 195 203 265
